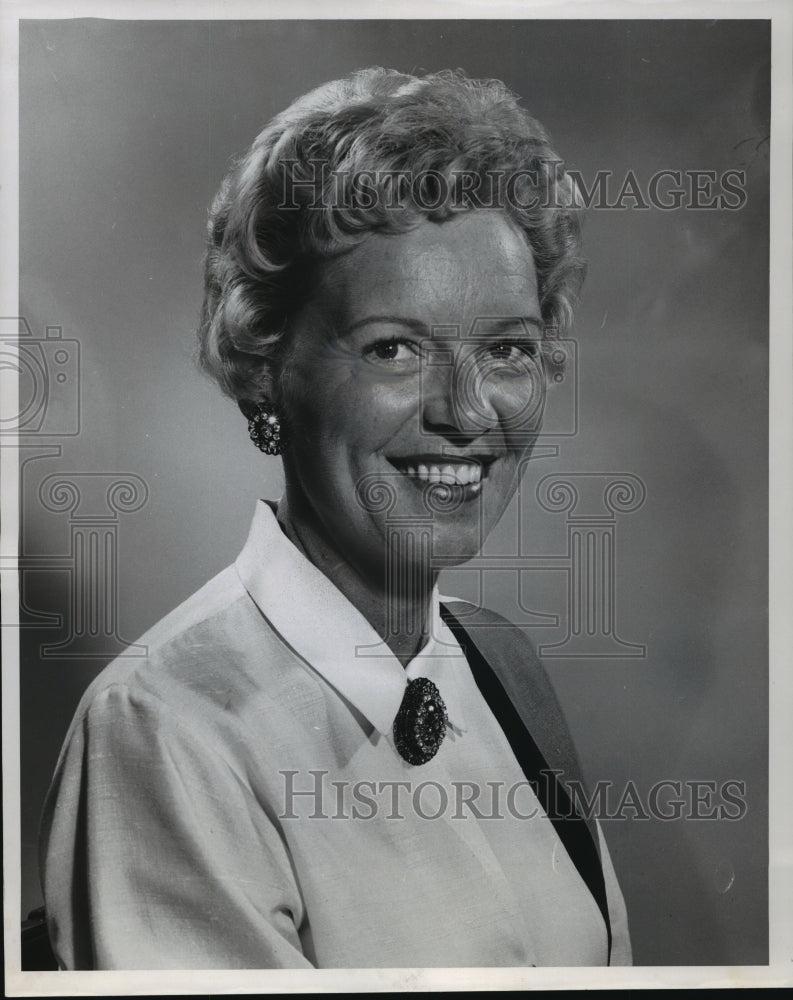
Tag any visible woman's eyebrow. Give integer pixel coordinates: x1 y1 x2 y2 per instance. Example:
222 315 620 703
476 316 544 334
343 315 544 337
343 315 429 336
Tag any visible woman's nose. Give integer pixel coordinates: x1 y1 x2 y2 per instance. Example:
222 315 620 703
420 347 500 440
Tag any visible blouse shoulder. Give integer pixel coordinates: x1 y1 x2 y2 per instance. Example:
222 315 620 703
62 561 296 754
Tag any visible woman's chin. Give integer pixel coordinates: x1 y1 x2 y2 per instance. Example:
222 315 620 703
363 476 513 569
381 517 489 570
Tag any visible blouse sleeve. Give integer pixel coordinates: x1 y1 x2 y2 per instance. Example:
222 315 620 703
39 683 312 970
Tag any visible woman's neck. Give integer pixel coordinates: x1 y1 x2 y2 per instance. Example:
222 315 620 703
276 493 436 668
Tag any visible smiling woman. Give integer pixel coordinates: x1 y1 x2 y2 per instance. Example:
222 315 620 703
38 67 631 970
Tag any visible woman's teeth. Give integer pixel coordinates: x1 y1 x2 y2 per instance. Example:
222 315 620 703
401 463 482 486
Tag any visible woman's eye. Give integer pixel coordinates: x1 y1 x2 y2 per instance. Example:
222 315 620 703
487 340 537 360
364 339 420 367
483 340 539 372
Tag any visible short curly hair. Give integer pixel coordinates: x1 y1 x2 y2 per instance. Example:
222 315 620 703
197 67 586 408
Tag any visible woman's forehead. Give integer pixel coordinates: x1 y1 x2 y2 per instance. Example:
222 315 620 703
311 211 540 327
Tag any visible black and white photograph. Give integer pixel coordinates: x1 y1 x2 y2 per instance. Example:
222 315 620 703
2 0 791 992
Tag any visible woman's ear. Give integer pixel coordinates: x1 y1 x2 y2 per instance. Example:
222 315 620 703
239 357 284 417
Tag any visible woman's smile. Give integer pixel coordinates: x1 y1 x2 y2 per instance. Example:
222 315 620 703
388 455 488 489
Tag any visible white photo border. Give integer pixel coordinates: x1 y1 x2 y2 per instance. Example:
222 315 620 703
2 0 791 993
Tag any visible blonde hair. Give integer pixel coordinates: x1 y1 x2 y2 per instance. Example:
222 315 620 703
197 67 585 407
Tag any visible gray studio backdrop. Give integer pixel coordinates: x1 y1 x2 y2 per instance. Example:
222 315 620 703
18 19 769 966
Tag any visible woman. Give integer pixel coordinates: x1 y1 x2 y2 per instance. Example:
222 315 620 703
39 68 631 969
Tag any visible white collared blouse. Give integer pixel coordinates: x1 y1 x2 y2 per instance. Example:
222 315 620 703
40 500 631 969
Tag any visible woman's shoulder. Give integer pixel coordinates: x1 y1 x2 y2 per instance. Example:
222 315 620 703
67 563 297 740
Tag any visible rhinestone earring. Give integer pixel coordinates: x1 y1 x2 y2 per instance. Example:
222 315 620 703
244 402 283 456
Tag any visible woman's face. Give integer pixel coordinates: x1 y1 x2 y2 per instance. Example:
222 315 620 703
278 210 545 579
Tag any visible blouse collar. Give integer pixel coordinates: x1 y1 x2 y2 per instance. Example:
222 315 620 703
234 499 468 735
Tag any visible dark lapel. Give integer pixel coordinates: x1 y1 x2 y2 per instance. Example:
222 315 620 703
440 600 612 962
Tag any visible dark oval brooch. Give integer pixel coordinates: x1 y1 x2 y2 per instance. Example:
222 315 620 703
393 677 448 765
